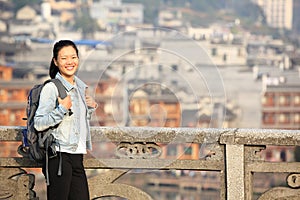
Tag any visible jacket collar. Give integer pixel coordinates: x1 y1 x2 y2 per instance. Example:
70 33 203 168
55 73 87 92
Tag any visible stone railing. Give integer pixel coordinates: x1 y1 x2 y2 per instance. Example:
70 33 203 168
1 126 300 200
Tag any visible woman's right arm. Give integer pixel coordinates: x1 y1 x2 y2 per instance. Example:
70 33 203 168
34 82 68 131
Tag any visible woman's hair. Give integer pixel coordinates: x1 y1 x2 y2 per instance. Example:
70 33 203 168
49 40 79 78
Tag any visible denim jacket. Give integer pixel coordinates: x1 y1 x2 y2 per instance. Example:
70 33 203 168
34 73 94 152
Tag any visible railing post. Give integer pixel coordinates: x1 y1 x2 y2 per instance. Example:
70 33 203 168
225 144 245 200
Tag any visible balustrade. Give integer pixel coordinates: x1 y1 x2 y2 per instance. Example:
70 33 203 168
0 126 300 199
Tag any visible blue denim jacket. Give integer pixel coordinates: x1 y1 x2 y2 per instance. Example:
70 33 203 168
34 73 94 152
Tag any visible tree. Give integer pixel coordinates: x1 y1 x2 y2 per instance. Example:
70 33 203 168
73 12 99 39
11 0 41 13
232 0 264 24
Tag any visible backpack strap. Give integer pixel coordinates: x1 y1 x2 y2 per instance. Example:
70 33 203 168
50 79 73 116
44 78 66 183
47 79 67 99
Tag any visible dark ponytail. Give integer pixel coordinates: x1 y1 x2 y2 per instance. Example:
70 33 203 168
49 59 59 79
49 40 79 79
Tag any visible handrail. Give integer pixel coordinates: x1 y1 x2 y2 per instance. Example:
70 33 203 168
1 126 300 200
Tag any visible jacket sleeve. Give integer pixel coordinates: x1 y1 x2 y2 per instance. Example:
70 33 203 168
34 82 67 131
87 107 96 120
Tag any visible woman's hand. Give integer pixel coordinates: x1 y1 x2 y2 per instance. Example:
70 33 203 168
58 95 72 110
85 90 97 108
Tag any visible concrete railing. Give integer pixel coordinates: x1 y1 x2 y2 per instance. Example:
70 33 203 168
1 126 300 199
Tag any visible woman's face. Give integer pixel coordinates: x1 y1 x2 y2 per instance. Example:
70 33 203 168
54 45 79 81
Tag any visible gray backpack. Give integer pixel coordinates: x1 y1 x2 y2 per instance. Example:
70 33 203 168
18 78 66 185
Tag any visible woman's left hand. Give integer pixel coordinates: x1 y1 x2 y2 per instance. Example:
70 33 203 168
85 90 97 108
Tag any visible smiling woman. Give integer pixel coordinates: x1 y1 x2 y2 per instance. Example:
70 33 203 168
34 40 98 200
53 46 79 84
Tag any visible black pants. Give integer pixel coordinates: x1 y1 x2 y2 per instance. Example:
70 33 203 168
43 153 90 200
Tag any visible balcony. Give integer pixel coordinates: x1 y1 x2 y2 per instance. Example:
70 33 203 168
1 126 300 199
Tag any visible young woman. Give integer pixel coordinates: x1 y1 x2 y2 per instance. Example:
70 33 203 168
34 40 97 200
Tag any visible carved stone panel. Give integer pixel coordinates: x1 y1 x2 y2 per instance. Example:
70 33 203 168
0 167 37 200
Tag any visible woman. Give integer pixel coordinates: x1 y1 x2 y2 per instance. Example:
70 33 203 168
34 40 97 200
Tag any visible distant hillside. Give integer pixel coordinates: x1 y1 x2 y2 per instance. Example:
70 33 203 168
11 0 40 12
123 0 263 27
9 0 299 37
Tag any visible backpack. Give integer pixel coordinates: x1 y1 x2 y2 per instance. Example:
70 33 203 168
18 78 67 185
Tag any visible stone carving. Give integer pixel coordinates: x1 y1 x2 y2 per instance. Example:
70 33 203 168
257 187 300 200
287 173 300 188
88 169 153 200
244 145 266 161
115 142 161 159
0 167 37 200
200 143 222 160
258 173 300 200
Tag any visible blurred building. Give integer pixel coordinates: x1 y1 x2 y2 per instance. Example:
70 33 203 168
252 0 293 30
0 65 29 126
259 66 300 162
89 0 144 30
128 82 181 127
158 10 183 29
260 68 300 130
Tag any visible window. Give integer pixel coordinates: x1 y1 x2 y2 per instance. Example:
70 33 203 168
164 103 178 113
9 112 16 123
263 113 275 124
167 145 177 156
279 113 290 124
262 94 275 106
7 90 13 99
0 109 8 114
184 146 192 155
223 53 227 62
279 94 290 106
294 113 300 123
165 119 177 127
130 99 148 115
262 96 266 105
237 48 242 57
294 95 300 106
211 48 217 56
110 8 122 13
0 89 4 100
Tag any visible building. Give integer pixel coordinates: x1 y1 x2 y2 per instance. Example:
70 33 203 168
261 80 300 130
158 10 183 29
260 67 300 162
128 82 181 127
0 65 29 126
92 72 122 126
89 0 144 30
247 35 290 68
252 0 293 30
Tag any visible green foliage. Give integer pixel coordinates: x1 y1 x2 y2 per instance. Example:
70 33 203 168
232 0 264 23
123 0 262 28
73 12 99 38
8 0 270 36
11 0 41 12
178 0 225 12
